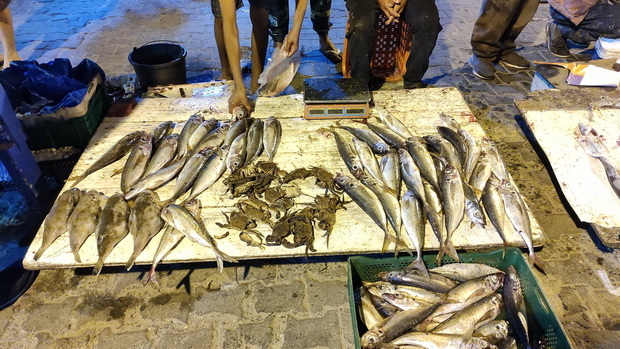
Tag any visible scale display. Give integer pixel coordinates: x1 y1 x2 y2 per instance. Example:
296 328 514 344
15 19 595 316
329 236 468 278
303 78 371 119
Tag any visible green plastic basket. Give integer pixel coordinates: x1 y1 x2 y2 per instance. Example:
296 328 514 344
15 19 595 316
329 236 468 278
23 82 109 150
347 248 572 349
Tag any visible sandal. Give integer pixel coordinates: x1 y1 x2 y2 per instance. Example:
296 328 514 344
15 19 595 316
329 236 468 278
320 48 342 64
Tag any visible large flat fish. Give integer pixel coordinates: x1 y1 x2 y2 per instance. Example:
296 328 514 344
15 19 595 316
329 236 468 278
93 193 130 275
34 188 82 260
68 190 106 263
126 190 163 271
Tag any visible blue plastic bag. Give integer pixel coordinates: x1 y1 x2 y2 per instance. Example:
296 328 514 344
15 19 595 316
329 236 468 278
0 58 106 115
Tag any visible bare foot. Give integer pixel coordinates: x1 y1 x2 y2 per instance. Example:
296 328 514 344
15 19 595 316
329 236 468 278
3 52 21 69
318 35 341 64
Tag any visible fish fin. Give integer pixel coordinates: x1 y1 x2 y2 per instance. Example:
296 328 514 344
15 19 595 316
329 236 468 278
73 250 82 263
143 269 160 287
66 176 85 188
444 239 460 262
529 252 547 274
436 246 445 265
403 257 430 279
125 253 139 271
502 242 507 259
109 168 123 177
93 258 104 276
33 246 46 261
381 232 394 254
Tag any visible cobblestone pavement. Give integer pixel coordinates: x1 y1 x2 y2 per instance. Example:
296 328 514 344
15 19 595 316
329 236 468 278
2 0 620 348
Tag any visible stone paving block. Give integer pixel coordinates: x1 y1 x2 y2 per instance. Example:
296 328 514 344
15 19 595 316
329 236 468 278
141 291 191 323
0 306 13 335
338 307 355 348
75 293 143 328
153 325 214 349
253 281 306 314
52 330 99 349
240 320 273 349
303 259 348 279
307 279 349 313
21 298 76 333
191 283 248 318
95 328 152 349
282 311 341 349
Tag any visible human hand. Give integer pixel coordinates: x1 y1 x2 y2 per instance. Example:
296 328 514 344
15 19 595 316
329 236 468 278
228 87 251 114
282 32 300 57
378 0 401 22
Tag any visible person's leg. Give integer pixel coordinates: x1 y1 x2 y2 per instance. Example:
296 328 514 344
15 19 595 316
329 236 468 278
344 0 379 81
310 0 341 63
402 0 441 87
269 0 289 49
214 17 233 79
499 0 540 61
470 0 522 60
0 7 20 69
250 4 270 93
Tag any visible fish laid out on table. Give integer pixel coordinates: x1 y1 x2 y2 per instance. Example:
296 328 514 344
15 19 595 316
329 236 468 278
358 263 533 349
329 106 545 273
35 112 283 278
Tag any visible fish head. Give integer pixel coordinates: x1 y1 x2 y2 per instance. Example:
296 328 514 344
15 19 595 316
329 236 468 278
333 173 352 189
227 155 243 173
484 272 505 291
360 330 383 349
373 142 390 154
349 159 365 179
67 188 82 204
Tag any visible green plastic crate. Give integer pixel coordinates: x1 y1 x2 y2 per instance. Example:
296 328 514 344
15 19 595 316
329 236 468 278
22 81 109 150
347 248 572 349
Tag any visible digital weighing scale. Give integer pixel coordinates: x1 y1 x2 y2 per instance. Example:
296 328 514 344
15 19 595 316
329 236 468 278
303 78 372 119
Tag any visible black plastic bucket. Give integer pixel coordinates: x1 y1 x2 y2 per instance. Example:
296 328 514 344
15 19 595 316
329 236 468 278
128 41 187 88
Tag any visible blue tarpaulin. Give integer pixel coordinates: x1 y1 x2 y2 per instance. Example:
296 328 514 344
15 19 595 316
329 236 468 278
0 58 105 115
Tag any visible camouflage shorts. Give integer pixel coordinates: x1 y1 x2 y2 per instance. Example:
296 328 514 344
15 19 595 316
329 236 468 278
211 0 243 18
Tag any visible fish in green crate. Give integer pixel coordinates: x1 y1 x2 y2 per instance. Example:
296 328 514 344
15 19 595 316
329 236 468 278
473 320 510 345
503 266 530 349
429 263 504 283
430 293 503 336
378 269 458 294
34 188 82 261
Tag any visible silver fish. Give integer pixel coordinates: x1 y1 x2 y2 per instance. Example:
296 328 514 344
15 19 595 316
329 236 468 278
380 149 401 195
142 133 179 178
423 180 446 264
374 105 413 139
143 199 200 286
67 131 146 187
334 173 400 253
226 132 247 173
430 263 504 283
359 173 408 256
68 190 105 263
499 180 544 271
407 137 441 194
326 126 364 178
93 193 130 275
364 281 444 304
503 266 530 349
401 190 429 277
460 128 481 182
440 112 461 131
399 148 426 203
160 204 238 272
167 147 214 203
337 122 390 154
151 121 175 146
431 293 504 336
263 116 282 161
438 125 468 168
359 287 385 330
244 118 264 166
125 191 163 271
439 164 464 262
257 50 301 97
366 121 407 148
361 304 439 348
120 133 153 194
378 269 458 293
34 188 82 260
183 145 229 205
390 332 470 348
226 117 253 146
425 134 462 174
470 151 492 201
353 137 386 185
481 137 509 181
481 175 509 255
188 118 218 152
125 158 186 200
189 122 229 158
176 114 204 160
464 182 487 229
474 320 510 345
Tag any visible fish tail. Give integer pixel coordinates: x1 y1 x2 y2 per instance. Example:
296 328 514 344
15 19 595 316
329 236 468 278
72 250 82 263
404 257 430 278
33 245 48 261
143 268 159 287
381 232 393 254
502 241 507 259
218 250 238 264
93 258 104 276
444 239 460 262
529 252 547 274
66 176 85 188
125 253 139 271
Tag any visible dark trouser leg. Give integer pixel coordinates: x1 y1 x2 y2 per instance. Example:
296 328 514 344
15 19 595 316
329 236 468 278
310 0 332 36
471 0 522 59
402 0 442 83
269 0 289 43
345 0 379 81
553 1 620 44
500 0 539 55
